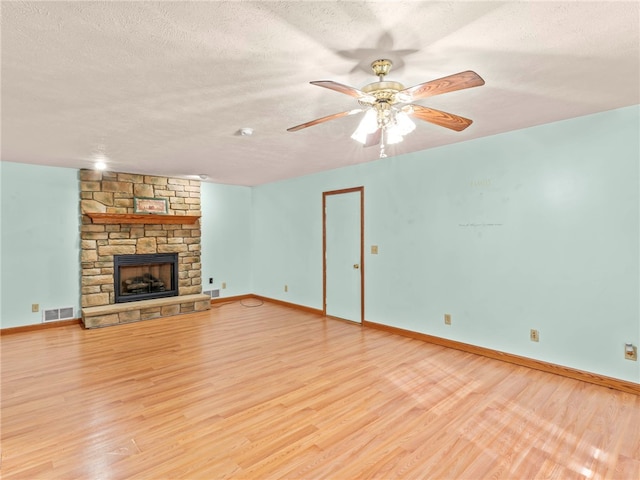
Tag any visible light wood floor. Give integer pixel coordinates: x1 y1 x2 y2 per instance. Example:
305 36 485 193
2 301 639 479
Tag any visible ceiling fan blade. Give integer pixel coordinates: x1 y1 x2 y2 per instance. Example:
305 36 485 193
363 128 382 147
287 109 363 132
403 105 473 131
310 81 373 100
399 71 485 101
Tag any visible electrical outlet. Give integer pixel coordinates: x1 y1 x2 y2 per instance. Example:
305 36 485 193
221 282 226 289
209 277 213 284
444 313 451 325
32 303 39 313
284 285 288 293
371 245 379 255
530 329 539 342
625 344 637 361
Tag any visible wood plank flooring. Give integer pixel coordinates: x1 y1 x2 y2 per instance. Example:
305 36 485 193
2 300 639 479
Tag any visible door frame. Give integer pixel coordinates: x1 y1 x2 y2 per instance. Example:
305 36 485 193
322 186 365 324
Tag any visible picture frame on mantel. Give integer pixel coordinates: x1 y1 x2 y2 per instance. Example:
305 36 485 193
134 197 168 214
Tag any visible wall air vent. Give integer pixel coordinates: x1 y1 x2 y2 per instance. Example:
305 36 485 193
203 289 220 298
43 307 75 322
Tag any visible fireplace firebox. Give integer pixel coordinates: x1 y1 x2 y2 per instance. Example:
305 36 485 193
114 253 179 303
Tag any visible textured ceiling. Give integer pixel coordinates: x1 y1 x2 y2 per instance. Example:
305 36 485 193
1 1 638 186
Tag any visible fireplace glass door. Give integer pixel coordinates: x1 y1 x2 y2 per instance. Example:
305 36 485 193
114 253 179 303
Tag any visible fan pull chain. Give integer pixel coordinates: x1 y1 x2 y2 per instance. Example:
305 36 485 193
379 129 387 158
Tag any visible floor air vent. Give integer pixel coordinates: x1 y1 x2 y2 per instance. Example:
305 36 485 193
43 307 75 322
203 289 220 298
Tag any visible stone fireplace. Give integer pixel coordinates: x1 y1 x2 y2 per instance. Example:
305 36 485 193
79 169 210 328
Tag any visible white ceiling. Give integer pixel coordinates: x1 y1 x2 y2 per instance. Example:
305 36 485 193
2 1 638 186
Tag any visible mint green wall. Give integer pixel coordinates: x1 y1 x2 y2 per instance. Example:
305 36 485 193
1 106 638 383
0 166 254 328
1 162 80 328
252 106 640 383
200 182 253 297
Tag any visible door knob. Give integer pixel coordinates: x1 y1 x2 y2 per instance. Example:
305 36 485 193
353 264 360 269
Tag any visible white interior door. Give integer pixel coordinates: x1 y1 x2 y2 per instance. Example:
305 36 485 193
324 189 363 323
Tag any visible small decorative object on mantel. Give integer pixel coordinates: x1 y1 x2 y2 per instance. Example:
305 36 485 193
134 197 168 214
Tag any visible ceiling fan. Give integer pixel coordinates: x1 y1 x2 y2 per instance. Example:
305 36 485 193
287 59 485 157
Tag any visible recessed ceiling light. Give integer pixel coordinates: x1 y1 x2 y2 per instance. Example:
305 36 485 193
93 152 108 170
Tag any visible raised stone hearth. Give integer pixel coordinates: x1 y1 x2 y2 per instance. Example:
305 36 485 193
82 294 211 328
79 169 210 328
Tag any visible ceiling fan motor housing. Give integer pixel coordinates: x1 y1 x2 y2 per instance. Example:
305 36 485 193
361 81 405 105
359 59 405 106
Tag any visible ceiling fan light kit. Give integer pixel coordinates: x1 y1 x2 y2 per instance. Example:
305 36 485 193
287 59 485 158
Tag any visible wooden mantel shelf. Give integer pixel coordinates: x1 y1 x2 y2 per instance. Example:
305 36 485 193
86 213 201 225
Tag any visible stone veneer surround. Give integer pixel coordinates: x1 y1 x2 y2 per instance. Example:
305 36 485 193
79 169 210 327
